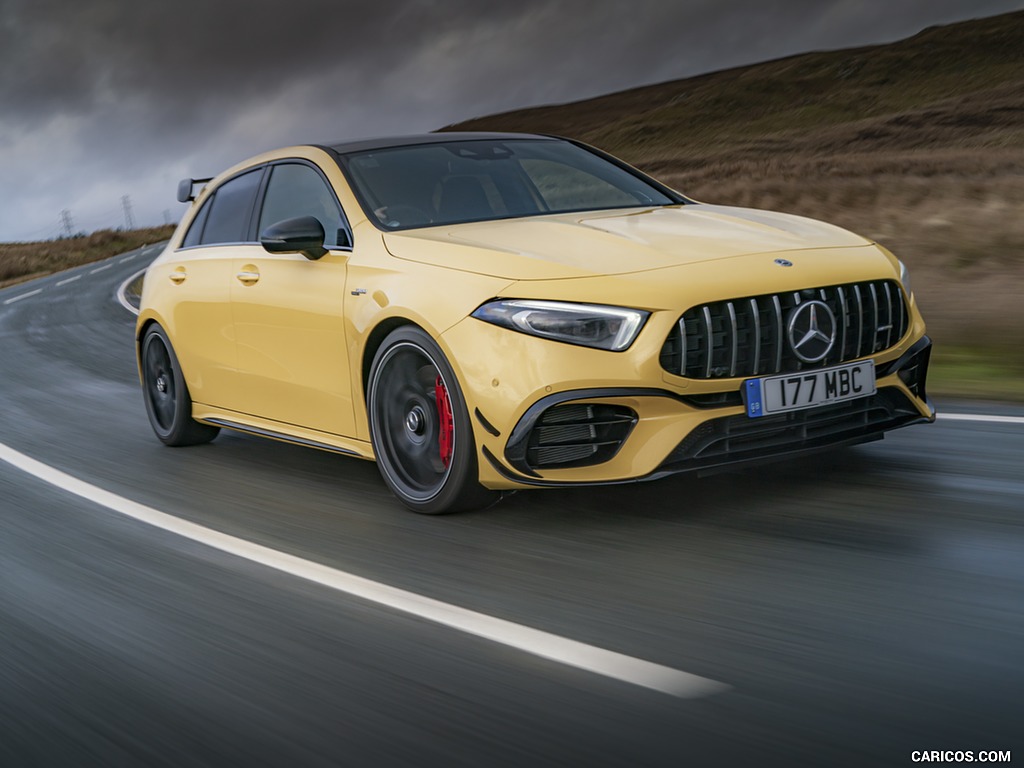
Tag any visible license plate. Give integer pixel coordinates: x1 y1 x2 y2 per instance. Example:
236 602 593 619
744 360 875 418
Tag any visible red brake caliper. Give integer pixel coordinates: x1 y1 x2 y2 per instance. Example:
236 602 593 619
434 375 453 467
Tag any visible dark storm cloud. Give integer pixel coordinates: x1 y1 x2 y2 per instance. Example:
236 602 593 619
1 0 539 127
4 0 1017 123
2 0 1023 240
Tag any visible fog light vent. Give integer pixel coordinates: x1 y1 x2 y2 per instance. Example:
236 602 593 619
525 403 637 470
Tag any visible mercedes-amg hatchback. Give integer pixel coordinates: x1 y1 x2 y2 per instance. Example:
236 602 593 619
137 133 934 513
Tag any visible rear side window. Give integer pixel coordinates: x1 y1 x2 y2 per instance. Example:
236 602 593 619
181 197 212 247
258 163 349 248
200 169 262 245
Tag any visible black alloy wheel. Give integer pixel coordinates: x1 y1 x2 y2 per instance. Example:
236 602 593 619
141 324 219 447
368 327 496 514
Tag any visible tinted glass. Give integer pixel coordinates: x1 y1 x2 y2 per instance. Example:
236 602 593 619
258 164 348 248
341 139 676 230
181 197 212 247
519 158 639 210
200 169 262 245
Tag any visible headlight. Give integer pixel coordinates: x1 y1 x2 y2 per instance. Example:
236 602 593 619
471 299 649 351
898 260 913 298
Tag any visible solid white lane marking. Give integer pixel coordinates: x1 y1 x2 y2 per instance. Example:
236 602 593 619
0 441 727 699
116 268 146 316
2 289 42 304
941 413 1024 426
90 263 114 274
56 274 83 287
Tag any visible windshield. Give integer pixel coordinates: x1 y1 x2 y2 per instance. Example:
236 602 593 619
338 139 679 230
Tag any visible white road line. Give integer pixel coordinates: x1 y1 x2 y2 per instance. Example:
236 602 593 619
0 440 727 700
90 263 114 274
119 255 136 263
2 289 42 305
116 268 146 316
941 413 1024 426
56 274 83 286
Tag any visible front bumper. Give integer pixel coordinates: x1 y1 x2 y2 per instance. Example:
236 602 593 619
459 329 934 490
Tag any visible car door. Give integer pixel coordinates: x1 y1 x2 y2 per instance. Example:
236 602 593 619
229 160 355 437
166 167 264 410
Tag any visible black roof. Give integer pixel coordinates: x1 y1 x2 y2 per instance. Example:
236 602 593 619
323 132 554 155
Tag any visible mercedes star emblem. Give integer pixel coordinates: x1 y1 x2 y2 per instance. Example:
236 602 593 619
787 300 837 363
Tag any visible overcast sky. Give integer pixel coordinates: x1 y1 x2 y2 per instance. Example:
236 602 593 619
1 0 1021 241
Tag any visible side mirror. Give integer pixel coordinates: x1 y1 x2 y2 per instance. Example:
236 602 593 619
176 176 213 203
260 216 328 261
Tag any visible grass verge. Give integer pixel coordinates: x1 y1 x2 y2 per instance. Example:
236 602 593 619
928 346 1024 402
0 226 174 290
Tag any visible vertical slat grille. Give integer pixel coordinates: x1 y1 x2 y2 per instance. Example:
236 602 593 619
726 302 738 377
749 297 761 375
659 280 908 379
869 283 880 352
702 306 713 378
836 286 848 361
852 284 865 357
772 295 784 372
882 283 894 349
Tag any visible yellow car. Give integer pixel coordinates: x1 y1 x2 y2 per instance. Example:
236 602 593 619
137 133 934 513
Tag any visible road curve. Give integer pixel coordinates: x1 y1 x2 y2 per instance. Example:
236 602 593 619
1 246 1022 767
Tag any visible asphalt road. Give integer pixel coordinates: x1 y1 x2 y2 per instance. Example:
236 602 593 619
1 246 1022 767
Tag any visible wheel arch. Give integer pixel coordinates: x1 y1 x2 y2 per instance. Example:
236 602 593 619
360 316 423 406
135 315 162 384
357 313 487 451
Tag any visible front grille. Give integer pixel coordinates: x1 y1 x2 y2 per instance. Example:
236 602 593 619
524 403 636 470
661 388 921 471
660 280 908 379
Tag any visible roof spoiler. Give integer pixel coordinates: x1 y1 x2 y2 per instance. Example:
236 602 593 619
176 177 214 203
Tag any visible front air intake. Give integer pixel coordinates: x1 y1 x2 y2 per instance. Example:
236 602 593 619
523 403 636 470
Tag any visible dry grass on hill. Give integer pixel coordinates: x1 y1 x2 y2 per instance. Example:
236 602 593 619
0 226 175 289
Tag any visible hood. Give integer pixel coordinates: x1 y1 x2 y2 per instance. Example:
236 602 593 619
382 204 871 280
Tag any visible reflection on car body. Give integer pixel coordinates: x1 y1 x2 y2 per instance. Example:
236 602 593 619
137 133 934 513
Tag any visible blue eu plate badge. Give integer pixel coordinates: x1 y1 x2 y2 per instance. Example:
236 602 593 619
745 379 764 418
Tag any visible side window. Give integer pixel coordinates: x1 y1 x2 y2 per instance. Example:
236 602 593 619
200 169 262 245
181 197 213 247
258 163 349 248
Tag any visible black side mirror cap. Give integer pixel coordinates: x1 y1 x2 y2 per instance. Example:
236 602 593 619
260 216 328 260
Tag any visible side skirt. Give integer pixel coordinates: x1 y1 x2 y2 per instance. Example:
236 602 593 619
196 413 374 460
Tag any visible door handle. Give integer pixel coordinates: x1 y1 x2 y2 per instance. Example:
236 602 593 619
169 269 186 284
236 269 260 286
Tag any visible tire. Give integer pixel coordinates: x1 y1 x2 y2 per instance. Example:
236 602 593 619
140 324 220 447
368 327 497 514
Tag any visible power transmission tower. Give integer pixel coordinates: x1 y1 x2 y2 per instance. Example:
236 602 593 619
60 209 74 238
122 194 136 230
